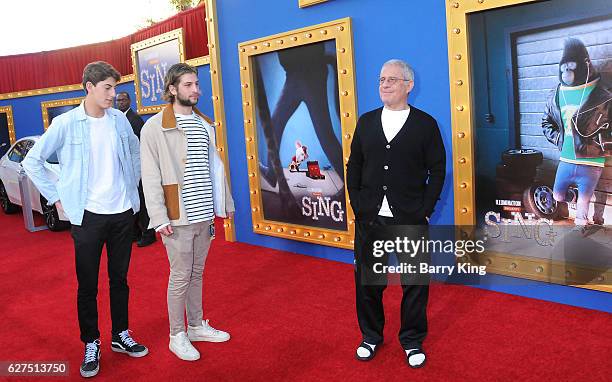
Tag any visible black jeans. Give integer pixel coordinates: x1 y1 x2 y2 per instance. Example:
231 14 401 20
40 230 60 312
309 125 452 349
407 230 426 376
71 209 133 343
354 215 430 350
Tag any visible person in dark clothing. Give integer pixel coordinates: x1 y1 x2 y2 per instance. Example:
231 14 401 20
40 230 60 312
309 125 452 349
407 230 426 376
115 92 156 247
115 92 145 138
346 59 446 368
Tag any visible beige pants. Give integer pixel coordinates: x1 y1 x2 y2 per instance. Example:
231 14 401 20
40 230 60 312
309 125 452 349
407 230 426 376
161 220 213 335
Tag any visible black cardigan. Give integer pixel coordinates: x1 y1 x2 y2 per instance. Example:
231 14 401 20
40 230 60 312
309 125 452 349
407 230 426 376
346 106 446 224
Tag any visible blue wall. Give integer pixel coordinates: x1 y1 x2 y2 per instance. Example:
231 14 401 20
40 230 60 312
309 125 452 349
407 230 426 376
217 0 454 264
216 0 611 312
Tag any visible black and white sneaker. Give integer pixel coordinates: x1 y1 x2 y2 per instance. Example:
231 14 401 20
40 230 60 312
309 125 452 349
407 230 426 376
80 339 101 378
111 330 149 357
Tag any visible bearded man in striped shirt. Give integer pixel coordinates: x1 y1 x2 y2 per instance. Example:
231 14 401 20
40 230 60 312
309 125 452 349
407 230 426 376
140 63 235 361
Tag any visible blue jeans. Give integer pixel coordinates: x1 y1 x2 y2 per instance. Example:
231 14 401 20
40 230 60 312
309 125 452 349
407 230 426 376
552 161 603 224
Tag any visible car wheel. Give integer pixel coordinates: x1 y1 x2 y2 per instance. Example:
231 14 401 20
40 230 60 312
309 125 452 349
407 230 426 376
522 185 560 220
501 149 544 168
0 181 18 214
40 196 70 231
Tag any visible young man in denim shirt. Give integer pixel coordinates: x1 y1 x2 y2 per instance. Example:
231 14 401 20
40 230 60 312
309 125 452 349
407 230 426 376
23 61 148 378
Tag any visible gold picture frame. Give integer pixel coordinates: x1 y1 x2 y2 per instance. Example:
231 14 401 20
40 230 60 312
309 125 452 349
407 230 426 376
41 97 83 131
299 0 329 8
131 28 185 115
446 0 611 292
0 106 16 146
239 18 357 249
204 0 236 241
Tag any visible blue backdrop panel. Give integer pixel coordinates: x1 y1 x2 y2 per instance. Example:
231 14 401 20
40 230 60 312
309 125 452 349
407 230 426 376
217 0 453 265
216 0 611 312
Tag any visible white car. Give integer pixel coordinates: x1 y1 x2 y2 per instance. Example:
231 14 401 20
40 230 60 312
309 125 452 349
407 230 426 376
0 136 70 231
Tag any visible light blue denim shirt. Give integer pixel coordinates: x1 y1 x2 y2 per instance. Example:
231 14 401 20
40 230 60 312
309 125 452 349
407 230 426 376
22 102 141 225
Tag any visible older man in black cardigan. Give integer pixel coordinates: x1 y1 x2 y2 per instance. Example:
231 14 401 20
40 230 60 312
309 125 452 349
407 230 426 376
347 59 445 368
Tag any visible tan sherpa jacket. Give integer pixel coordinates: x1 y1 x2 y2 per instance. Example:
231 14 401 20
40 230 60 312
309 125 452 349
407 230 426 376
140 104 234 228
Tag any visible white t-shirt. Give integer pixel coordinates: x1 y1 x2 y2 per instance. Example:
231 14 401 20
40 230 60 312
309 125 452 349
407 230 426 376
378 106 410 217
85 114 132 214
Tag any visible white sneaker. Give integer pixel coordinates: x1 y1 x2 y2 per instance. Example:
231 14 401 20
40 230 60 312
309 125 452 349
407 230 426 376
169 332 200 361
187 319 230 342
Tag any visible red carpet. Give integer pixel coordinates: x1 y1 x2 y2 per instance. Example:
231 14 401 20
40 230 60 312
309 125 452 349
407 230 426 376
0 211 611 381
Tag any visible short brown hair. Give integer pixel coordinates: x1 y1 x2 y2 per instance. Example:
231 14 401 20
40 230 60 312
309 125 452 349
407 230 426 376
163 63 198 103
82 61 121 92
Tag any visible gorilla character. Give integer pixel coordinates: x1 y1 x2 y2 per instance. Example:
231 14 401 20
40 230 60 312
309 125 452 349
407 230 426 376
542 38 612 228
558 38 597 86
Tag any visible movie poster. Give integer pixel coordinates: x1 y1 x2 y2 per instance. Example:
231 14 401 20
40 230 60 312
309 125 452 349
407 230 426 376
47 105 78 125
131 28 184 114
251 40 347 231
468 0 611 284
42 98 83 131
